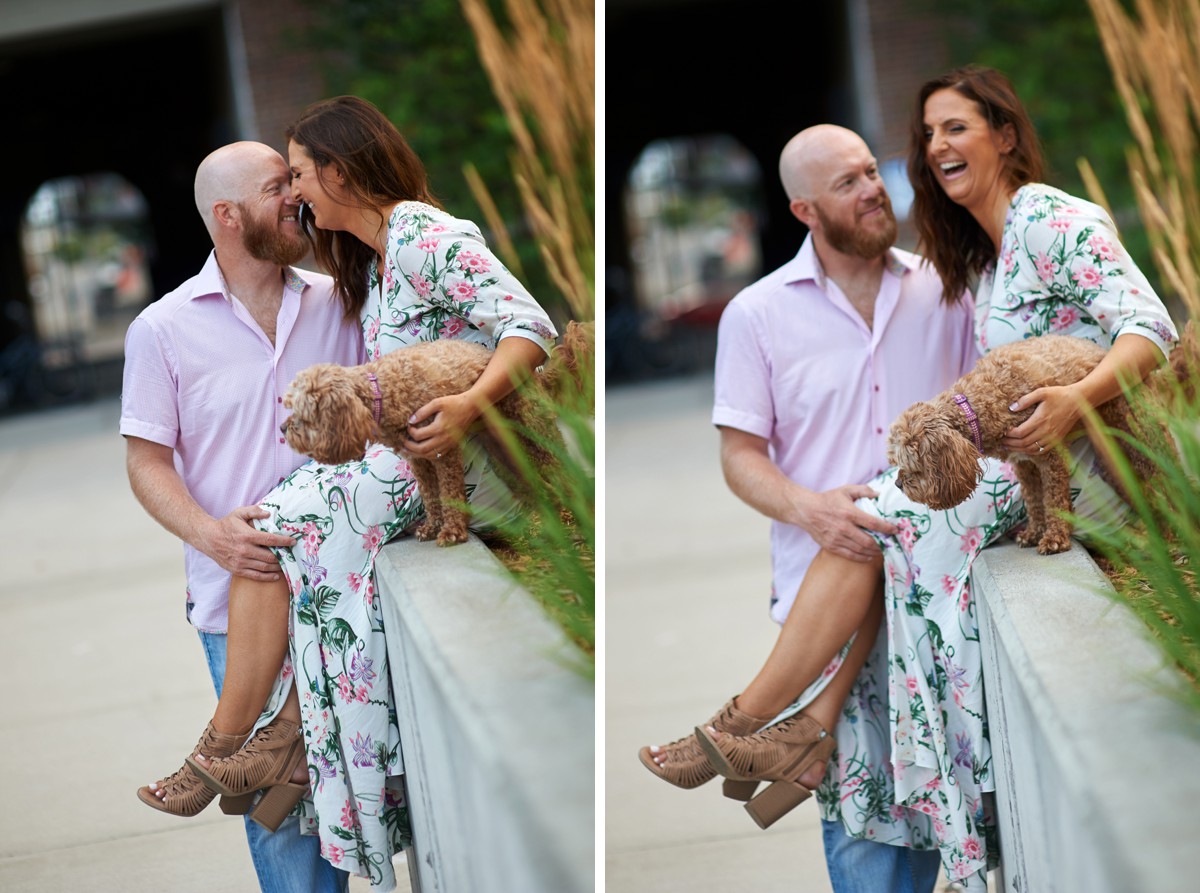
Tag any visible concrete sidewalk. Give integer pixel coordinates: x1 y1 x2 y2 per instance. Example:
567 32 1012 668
0 398 405 892
606 375 833 892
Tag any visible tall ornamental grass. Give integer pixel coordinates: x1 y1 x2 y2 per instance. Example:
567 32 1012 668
461 0 596 664
1079 0 1200 705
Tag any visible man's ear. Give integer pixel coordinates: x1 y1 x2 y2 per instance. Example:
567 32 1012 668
212 200 240 230
790 197 817 229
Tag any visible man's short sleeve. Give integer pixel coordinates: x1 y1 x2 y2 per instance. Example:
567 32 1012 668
120 317 181 448
712 298 774 439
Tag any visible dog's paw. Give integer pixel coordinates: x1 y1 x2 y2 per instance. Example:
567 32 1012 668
1014 526 1043 548
414 521 439 542
436 527 469 547
1036 531 1072 555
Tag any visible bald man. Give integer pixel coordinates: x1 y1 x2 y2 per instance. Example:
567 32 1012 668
120 142 362 893
710 125 977 892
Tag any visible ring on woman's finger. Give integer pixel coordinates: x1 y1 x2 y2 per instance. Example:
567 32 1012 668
436 452 442 459
1037 441 1044 453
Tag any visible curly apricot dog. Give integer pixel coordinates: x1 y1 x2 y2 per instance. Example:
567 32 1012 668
282 325 590 546
887 334 1155 554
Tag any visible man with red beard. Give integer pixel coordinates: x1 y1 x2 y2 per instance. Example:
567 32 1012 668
120 141 361 893
712 125 977 892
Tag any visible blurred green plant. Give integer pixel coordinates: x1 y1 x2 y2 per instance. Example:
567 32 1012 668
1074 0 1200 704
460 0 595 661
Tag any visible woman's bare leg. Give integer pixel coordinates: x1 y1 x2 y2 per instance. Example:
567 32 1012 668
704 554 886 790
211 575 294 734
149 574 300 799
732 549 883 720
649 548 883 768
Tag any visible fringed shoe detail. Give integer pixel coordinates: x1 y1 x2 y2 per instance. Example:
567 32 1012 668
695 712 836 828
136 723 250 817
637 697 772 794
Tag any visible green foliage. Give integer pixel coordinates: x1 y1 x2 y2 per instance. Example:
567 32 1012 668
1076 380 1200 708
297 0 553 305
480 370 596 672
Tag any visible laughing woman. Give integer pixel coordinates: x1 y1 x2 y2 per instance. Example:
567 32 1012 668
638 66 1176 890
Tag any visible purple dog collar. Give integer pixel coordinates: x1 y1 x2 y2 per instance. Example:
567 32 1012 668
366 372 382 425
953 393 984 455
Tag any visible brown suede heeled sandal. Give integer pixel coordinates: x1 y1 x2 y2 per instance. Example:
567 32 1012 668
187 717 307 832
637 697 772 798
136 722 252 818
695 712 836 829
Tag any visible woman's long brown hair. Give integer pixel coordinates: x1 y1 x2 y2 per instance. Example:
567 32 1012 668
286 96 441 318
907 65 1045 304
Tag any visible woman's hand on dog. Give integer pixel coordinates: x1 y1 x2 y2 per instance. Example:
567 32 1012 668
403 393 481 458
203 505 298 582
1003 384 1087 453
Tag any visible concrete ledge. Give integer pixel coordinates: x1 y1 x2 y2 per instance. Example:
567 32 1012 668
375 534 593 893
974 541 1200 893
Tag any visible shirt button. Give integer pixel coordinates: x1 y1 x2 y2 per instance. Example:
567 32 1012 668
279 437 285 444
277 397 283 404
279 477 285 483
874 385 880 392
876 427 883 434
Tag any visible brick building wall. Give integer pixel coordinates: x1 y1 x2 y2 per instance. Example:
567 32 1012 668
233 0 325 152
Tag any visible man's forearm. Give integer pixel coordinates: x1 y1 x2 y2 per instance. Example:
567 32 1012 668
127 450 215 553
721 446 809 527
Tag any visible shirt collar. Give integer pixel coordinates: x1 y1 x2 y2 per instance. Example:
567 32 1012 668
189 249 309 302
784 233 912 288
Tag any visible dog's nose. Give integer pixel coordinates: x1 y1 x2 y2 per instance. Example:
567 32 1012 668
280 419 289 435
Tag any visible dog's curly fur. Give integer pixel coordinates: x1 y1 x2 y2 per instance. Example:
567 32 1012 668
282 321 592 546
887 334 1157 554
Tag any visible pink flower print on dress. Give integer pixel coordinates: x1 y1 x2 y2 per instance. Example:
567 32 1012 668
415 237 440 254
362 525 385 552
1072 264 1104 290
440 317 467 338
959 527 983 553
1088 234 1118 262
356 685 370 703
446 280 478 303
321 843 344 865
889 804 908 820
457 250 490 274
340 801 362 831
301 521 322 558
941 574 957 596
347 571 363 593
1035 252 1056 284
1047 218 1071 234
1052 305 1080 331
896 518 916 551
337 673 354 702
962 835 983 860
905 675 920 696
1002 247 1016 273
364 317 380 346
407 274 435 299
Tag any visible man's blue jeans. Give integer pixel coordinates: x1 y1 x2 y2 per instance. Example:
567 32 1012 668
822 820 942 893
198 632 348 893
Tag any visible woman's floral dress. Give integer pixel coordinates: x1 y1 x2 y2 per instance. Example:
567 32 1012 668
251 202 556 891
784 183 1177 888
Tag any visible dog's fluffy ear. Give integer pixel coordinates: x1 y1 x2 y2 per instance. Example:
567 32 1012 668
920 421 985 509
291 365 375 465
889 406 983 510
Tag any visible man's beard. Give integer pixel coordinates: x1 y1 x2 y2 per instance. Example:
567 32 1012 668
816 194 898 259
240 205 309 266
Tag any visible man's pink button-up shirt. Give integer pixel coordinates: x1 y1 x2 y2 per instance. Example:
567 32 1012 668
120 251 364 632
713 237 978 623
